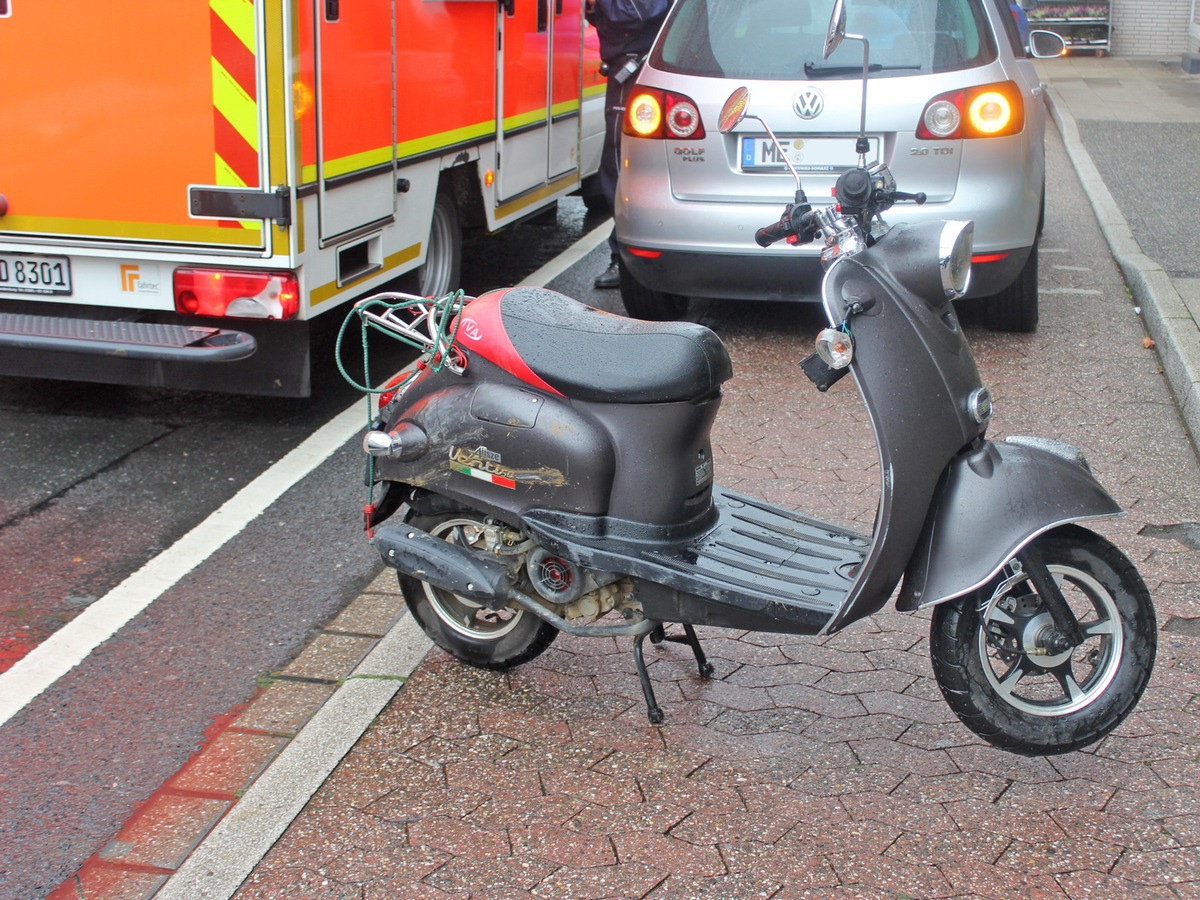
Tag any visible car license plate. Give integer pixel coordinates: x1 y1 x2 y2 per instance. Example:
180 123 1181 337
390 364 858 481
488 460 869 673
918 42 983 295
740 136 879 173
0 253 72 295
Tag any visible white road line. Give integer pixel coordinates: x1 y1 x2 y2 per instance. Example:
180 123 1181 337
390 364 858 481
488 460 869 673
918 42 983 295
0 404 365 728
0 221 604 729
519 219 611 287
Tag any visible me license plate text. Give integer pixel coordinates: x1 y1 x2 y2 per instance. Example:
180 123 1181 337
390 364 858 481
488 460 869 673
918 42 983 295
741 136 879 173
0 253 72 295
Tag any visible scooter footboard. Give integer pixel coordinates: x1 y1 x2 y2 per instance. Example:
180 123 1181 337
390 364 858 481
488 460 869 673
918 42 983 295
897 437 1123 610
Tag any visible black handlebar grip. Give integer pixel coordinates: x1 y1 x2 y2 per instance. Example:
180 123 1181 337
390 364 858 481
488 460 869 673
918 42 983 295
755 220 790 247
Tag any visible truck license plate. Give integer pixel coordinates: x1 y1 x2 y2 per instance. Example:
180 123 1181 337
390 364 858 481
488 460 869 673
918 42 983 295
0 253 72 295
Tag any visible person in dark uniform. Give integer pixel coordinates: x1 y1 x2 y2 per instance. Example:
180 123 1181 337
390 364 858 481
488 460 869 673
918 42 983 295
585 0 669 289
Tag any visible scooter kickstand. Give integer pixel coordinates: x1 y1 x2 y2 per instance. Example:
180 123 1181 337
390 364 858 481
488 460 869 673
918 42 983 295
663 623 715 679
633 629 665 725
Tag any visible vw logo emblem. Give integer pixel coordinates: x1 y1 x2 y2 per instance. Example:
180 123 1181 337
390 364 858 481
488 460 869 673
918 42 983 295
794 89 824 120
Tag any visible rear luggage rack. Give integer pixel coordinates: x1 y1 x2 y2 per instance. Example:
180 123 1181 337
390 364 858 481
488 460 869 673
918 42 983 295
0 312 256 362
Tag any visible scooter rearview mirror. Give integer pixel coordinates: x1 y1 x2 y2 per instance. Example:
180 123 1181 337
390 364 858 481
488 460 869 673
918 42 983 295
823 0 847 59
718 87 751 134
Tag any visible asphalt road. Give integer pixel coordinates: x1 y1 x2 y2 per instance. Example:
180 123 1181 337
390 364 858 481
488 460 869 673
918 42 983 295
0 119 1190 898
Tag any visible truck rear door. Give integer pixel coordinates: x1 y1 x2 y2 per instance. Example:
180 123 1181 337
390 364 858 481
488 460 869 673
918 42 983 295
0 0 268 254
497 0 581 202
313 0 396 242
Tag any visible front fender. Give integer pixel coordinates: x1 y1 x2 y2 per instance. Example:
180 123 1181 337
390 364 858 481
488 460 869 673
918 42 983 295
897 437 1122 610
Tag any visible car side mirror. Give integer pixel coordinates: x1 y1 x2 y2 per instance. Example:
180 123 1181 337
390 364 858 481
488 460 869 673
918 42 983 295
1029 29 1066 58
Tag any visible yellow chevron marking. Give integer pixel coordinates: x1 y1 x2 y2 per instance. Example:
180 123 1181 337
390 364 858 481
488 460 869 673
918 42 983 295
210 0 255 52
212 58 259 150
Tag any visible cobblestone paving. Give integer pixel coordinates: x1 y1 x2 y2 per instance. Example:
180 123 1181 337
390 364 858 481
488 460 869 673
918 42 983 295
234 128 1200 898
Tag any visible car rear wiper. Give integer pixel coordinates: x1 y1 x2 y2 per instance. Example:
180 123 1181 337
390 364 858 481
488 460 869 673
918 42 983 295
802 62 921 77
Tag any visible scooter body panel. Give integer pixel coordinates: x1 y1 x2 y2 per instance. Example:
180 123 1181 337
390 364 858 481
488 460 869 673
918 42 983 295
819 222 989 633
374 341 725 529
897 438 1123 610
374 356 618 521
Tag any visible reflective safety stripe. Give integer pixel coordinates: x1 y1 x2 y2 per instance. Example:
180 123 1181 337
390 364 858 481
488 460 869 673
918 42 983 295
210 0 261 230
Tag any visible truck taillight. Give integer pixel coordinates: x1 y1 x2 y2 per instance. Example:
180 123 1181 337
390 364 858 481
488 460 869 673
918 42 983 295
917 81 1024 140
624 89 705 140
173 269 300 320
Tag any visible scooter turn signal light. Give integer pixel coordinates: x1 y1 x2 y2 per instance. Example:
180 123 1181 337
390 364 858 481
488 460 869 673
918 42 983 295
815 327 854 369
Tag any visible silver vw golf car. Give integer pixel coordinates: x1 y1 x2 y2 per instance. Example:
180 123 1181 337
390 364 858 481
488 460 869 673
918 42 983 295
614 0 1063 331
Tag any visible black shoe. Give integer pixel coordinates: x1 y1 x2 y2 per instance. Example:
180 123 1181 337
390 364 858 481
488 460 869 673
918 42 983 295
594 261 620 289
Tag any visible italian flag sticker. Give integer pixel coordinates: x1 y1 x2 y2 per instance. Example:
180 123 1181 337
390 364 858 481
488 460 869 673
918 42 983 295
451 463 516 490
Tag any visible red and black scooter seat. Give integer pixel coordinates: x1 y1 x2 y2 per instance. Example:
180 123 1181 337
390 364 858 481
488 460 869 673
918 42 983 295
455 286 732 403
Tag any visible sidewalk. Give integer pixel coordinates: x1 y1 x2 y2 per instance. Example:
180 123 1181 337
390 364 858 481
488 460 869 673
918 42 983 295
72 56 1200 899
1035 54 1200 444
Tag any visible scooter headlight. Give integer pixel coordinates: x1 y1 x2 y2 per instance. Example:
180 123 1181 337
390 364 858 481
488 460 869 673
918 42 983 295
815 327 854 369
939 220 974 300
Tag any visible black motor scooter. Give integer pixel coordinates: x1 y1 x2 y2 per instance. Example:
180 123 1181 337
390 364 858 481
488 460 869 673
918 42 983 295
343 0 1155 755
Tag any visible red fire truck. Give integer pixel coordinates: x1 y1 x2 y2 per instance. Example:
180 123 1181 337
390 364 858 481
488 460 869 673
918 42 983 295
0 0 604 395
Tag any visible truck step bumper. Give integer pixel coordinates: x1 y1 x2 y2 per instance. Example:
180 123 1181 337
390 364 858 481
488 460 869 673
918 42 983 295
0 312 256 362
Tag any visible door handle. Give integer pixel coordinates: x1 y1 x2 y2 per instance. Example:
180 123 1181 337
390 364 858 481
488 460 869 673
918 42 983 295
325 0 339 22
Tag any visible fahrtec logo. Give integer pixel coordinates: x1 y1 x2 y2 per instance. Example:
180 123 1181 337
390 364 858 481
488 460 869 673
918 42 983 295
120 264 162 295
793 88 825 120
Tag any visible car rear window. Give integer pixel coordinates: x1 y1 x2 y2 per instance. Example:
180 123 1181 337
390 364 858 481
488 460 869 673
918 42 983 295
651 0 998 80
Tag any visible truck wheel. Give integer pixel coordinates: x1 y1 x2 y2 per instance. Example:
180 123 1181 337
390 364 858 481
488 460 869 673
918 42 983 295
417 189 462 298
398 510 558 670
618 258 687 320
929 525 1156 756
985 241 1038 333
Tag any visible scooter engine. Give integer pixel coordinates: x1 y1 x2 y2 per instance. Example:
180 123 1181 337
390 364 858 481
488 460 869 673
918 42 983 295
525 548 624 621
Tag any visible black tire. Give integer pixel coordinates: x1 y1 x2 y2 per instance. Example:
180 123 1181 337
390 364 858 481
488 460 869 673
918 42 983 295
618 258 688 320
930 525 1156 755
399 510 557 670
416 188 462 298
985 240 1038 333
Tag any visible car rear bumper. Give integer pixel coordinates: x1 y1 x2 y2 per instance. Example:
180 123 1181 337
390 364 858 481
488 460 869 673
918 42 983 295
618 242 1033 302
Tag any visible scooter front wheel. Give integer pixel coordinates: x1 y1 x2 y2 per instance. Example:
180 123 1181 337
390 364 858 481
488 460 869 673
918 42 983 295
399 510 558 670
930 525 1155 755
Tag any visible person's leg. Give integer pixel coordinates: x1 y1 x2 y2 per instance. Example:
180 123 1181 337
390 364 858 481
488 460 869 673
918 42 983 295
595 77 623 289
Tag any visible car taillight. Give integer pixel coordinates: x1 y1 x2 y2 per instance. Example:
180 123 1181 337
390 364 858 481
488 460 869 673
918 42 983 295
917 81 1024 140
173 268 300 320
624 89 706 139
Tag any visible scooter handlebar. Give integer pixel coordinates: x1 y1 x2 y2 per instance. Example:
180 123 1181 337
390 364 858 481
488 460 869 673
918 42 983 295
755 219 791 247
755 206 818 248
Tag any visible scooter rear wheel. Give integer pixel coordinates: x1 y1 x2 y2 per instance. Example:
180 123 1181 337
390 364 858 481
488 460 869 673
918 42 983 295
929 525 1155 755
399 510 558 670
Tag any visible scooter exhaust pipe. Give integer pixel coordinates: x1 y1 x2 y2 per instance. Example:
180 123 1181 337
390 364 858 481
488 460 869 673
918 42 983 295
372 522 657 639
373 522 516 607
